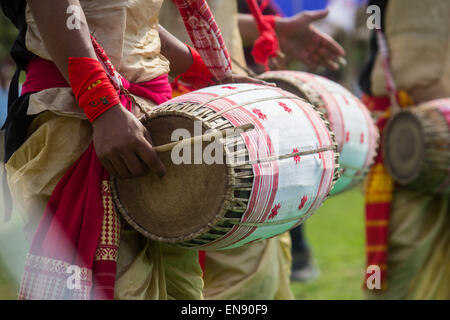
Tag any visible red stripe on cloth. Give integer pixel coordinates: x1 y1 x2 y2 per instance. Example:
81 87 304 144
19 144 107 300
362 94 393 291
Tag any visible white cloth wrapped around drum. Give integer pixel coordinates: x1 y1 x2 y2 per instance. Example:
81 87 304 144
259 71 379 195
111 84 339 250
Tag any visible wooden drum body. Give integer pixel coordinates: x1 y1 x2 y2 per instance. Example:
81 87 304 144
383 98 450 194
259 71 379 195
110 83 339 250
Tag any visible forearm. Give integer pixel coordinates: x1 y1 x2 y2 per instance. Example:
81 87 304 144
238 14 261 47
158 25 193 78
27 0 97 81
238 14 286 47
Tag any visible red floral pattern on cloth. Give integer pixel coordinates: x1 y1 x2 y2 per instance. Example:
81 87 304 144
279 102 292 113
252 108 268 120
269 203 281 220
293 148 301 164
298 195 308 210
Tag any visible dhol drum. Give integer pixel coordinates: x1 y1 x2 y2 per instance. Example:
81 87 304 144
259 71 379 195
383 98 450 194
110 83 340 250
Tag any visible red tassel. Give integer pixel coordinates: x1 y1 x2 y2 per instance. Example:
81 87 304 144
246 0 280 70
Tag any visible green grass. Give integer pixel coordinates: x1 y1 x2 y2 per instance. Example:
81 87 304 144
0 188 366 300
0 257 18 300
292 188 366 300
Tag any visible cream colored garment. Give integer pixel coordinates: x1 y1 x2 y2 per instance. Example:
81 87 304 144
371 0 450 103
203 232 293 300
365 188 450 300
24 0 170 118
159 0 247 75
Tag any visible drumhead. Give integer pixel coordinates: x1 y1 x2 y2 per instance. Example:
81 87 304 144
110 112 230 243
383 110 425 184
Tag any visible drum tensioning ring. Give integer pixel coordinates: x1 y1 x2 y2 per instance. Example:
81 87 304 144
383 110 425 185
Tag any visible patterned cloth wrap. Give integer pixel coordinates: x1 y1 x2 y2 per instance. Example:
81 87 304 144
173 0 232 82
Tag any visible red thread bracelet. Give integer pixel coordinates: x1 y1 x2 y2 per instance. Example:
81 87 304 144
68 57 121 122
245 0 280 70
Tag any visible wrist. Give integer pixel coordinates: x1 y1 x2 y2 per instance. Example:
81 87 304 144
177 44 216 89
91 103 124 128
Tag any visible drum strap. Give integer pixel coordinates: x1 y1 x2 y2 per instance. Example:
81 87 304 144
362 91 414 291
361 28 417 291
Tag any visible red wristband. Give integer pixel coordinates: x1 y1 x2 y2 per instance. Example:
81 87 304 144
68 57 121 122
176 44 216 90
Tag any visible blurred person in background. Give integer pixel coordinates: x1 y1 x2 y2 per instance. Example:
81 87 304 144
359 0 450 299
0 59 11 128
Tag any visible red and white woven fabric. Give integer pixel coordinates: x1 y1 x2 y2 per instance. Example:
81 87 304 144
173 0 233 81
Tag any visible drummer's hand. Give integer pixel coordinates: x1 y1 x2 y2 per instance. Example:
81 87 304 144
221 74 276 86
276 8 346 71
92 104 167 179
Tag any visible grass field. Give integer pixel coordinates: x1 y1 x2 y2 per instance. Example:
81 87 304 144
0 257 17 299
0 188 366 300
291 188 366 300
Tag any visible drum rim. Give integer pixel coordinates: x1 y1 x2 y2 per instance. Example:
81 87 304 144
383 103 450 192
382 109 425 184
110 107 234 244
